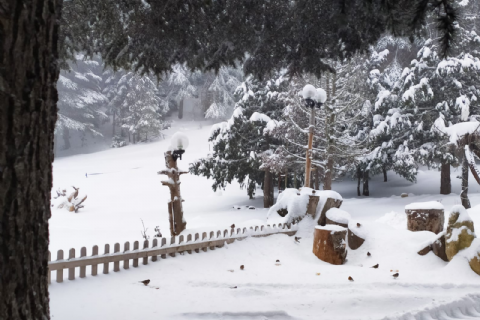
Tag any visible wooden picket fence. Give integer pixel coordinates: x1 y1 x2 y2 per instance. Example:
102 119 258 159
48 222 297 284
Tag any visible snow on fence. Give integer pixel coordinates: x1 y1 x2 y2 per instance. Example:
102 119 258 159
48 222 297 284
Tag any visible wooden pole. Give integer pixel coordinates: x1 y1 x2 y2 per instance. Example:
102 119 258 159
305 108 315 188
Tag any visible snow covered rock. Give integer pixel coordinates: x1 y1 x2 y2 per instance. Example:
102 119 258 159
445 205 476 261
313 225 347 265
467 239 480 276
405 201 445 234
347 220 366 250
326 208 351 228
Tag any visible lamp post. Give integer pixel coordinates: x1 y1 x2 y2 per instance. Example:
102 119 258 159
302 85 327 188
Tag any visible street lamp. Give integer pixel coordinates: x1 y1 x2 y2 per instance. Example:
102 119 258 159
302 85 327 188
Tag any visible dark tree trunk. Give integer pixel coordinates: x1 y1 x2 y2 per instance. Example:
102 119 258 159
461 156 471 209
383 166 387 182
0 0 60 318
357 167 361 197
440 162 451 195
62 126 70 150
112 109 116 136
314 167 320 190
363 170 370 196
323 156 333 190
263 170 274 208
178 99 184 119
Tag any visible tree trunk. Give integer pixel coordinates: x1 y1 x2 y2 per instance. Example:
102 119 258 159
0 0 60 318
357 167 361 197
132 132 136 144
178 99 184 119
314 167 320 190
62 126 71 150
363 170 370 196
440 162 451 195
383 166 387 182
461 156 471 209
323 156 333 190
263 170 274 208
112 109 116 137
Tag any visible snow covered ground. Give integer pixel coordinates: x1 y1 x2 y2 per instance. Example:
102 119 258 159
49 120 480 320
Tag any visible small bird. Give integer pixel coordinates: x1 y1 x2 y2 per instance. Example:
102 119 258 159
275 259 281 266
371 264 379 269
231 224 235 229
392 273 399 279
295 237 301 243
367 252 371 257
348 276 354 282
139 279 150 286
316 273 321 276
357 223 361 227
276 259 280 263
230 286 237 289
240 265 244 270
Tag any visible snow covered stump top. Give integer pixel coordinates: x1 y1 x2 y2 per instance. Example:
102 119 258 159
405 201 444 234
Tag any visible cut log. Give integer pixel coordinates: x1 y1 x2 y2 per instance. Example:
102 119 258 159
326 208 351 228
306 194 320 217
405 202 445 234
312 225 347 265
318 197 343 226
347 222 366 250
432 234 448 262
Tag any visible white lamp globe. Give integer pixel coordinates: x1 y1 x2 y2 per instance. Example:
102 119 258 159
302 84 317 100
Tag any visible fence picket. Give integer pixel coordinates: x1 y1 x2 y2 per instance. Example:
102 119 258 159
114 243 120 272
186 234 192 254
123 242 130 269
202 232 208 252
255 226 258 231
103 244 110 274
243 227 247 234
133 241 139 267
68 248 75 280
224 229 228 238
56 250 64 283
161 238 166 259
152 239 158 262
261 226 264 231
91 245 98 276
209 231 215 250
143 240 149 265
80 247 86 278
236 228 241 235
194 233 200 253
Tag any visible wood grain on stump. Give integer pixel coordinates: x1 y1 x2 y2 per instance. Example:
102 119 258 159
406 208 444 234
306 195 320 218
313 226 347 265
318 198 343 226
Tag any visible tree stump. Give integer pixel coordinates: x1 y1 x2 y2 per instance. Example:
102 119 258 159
318 197 343 226
405 202 444 234
313 225 347 265
306 193 320 217
158 151 188 235
347 222 366 250
326 208 351 228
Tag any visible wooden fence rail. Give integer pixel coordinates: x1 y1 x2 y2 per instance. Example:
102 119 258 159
48 222 297 284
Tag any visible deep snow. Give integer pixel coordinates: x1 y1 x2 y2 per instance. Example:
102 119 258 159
49 119 480 320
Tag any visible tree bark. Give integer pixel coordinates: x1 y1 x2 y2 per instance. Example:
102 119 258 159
62 126 71 150
357 167 361 197
178 99 184 119
323 156 333 190
440 162 451 195
315 166 320 190
0 0 61 318
263 170 274 208
112 108 116 137
383 166 387 182
363 170 370 196
461 156 471 209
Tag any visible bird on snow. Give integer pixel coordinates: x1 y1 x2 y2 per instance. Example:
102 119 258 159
392 273 399 279
295 237 301 243
367 252 371 257
240 265 244 270
275 259 281 266
348 276 354 282
230 286 237 289
371 264 379 269
357 223 361 227
139 279 150 286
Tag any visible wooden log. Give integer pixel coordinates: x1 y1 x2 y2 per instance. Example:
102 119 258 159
312 225 347 265
152 239 158 261
91 245 98 276
133 241 139 267
80 247 87 278
143 240 149 264
114 243 120 271
405 206 444 234
307 194 320 217
103 244 110 274
317 197 343 226
56 250 64 283
68 248 75 280
326 208 351 228
161 238 167 258
123 242 130 269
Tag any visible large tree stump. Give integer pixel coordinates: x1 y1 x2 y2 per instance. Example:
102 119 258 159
159 151 188 235
313 225 347 265
405 202 444 234
326 208 351 228
318 197 343 226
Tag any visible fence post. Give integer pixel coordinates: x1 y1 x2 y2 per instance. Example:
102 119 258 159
91 245 98 276
123 242 130 269
48 251 51 284
68 248 75 281
79 247 87 278
143 240 149 265
161 238 166 259
56 250 64 283
103 244 110 274
133 241 139 267
114 243 120 272
152 239 158 262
